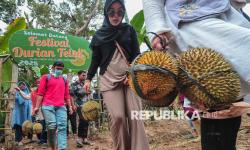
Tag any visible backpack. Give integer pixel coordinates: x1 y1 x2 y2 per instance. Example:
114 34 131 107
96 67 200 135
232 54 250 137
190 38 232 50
45 74 67 90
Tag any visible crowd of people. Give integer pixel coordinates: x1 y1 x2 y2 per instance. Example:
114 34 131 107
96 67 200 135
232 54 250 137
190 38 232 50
9 0 250 150
11 61 99 149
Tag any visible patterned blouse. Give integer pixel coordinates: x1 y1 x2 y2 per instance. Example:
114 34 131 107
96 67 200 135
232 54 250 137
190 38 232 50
165 0 231 28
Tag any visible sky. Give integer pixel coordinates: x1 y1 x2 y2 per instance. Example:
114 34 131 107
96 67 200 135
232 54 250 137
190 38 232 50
1 1 250 33
125 0 143 19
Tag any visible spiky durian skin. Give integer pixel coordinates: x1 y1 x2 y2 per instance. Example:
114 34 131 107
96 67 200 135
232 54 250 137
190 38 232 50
32 123 43 134
22 120 33 135
178 48 240 109
81 100 101 121
142 90 178 107
128 51 179 101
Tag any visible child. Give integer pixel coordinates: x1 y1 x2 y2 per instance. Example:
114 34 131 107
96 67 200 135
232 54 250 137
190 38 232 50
179 94 200 138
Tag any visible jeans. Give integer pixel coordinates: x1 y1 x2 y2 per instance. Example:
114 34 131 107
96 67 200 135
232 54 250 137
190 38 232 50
42 106 67 150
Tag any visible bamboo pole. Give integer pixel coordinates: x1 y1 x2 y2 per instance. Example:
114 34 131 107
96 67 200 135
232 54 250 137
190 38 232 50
0 98 14 100
0 128 12 130
4 63 18 149
0 58 2 97
0 111 11 113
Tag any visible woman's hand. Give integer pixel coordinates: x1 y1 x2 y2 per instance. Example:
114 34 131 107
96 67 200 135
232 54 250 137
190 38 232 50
83 80 91 93
151 32 173 51
216 102 250 117
123 77 129 86
201 102 250 119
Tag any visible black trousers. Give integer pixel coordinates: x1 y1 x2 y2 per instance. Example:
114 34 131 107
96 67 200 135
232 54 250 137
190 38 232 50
77 106 89 139
201 116 241 150
13 124 32 142
67 106 77 135
14 124 23 142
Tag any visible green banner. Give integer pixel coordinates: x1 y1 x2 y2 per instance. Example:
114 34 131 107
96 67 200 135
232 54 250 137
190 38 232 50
9 29 92 71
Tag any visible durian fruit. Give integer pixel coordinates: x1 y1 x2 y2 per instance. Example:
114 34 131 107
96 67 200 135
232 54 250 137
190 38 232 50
128 51 179 106
81 100 101 121
22 120 33 135
32 122 43 134
142 89 178 107
178 48 240 109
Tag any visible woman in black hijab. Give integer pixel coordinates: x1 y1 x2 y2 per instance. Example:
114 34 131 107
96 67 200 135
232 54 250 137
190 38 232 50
84 0 149 149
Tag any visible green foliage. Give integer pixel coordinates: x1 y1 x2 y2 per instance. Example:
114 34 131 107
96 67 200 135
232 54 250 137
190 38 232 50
40 65 50 75
130 10 148 46
27 0 104 36
29 1 54 29
130 10 144 34
2 58 12 93
0 17 26 55
0 0 18 24
32 66 41 77
0 17 26 98
0 112 5 128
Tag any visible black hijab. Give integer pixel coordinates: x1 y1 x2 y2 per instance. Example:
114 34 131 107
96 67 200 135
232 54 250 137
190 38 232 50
90 0 130 48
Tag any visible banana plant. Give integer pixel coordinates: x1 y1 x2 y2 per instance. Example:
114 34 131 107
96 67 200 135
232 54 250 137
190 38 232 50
130 10 149 46
0 17 26 55
0 17 26 94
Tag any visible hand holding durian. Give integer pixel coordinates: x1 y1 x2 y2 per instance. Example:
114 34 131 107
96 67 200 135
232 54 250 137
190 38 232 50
128 33 247 114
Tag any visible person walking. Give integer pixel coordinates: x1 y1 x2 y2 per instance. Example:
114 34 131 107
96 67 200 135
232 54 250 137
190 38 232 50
70 70 93 148
32 60 73 150
83 0 149 149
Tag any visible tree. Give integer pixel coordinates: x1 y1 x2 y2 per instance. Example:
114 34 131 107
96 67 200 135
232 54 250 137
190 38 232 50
0 0 104 37
26 0 104 37
0 0 19 24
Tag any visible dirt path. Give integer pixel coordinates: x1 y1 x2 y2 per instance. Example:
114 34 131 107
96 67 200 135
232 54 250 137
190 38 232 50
1 115 250 150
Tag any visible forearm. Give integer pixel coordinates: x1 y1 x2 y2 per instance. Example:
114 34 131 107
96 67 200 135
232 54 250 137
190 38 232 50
87 61 99 81
142 0 171 41
35 95 43 108
19 91 31 100
66 99 72 107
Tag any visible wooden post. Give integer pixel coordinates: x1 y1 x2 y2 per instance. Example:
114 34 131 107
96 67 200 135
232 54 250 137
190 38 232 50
5 63 18 149
0 58 2 96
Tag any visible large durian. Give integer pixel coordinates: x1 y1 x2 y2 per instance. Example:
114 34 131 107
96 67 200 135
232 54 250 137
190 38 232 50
81 100 101 121
22 120 33 135
32 122 43 134
142 90 178 107
178 48 240 109
128 51 179 106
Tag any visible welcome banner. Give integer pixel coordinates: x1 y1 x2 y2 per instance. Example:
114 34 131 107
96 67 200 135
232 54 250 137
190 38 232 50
9 29 92 71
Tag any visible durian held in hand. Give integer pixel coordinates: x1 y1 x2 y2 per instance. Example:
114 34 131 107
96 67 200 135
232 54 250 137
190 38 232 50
128 50 179 107
22 120 33 135
177 48 240 110
81 100 101 121
22 120 43 135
